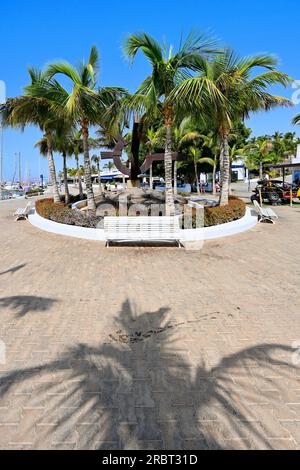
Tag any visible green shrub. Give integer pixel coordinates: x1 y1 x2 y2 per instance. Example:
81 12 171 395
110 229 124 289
35 196 246 230
35 198 102 228
26 188 44 196
203 197 246 227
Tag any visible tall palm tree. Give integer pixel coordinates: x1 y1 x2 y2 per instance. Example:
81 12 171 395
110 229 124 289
35 126 74 204
69 130 100 199
0 71 63 203
26 47 126 212
172 50 292 205
124 31 216 215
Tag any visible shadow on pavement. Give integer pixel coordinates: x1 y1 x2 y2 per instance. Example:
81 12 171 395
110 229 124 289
0 299 297 449
0 295 58 317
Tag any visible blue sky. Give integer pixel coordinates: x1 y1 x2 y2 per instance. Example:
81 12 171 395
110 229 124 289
0 0 300 180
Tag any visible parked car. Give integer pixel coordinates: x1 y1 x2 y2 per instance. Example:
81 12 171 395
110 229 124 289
251 180 300 205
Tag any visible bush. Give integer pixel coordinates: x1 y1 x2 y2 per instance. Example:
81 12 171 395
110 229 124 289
203 196 246 227
35 198 102 228
35 196 246 231
26 188 44 196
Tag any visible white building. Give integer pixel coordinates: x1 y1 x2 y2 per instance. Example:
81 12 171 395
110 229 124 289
231 158 248 181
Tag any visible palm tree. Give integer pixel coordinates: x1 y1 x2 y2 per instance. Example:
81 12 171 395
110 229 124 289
172 117 202 194
26 47 126 212
104 161 116 172
0 70 63 203
187 146 214 193
68 167 78 186
91 155 103 193
245 138 274 178
282 132 300 163
35 126 74 204
124 31 216 215
172 50 292 205
199 132 220 194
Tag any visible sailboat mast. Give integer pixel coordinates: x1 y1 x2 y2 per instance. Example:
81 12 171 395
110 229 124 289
18 152 21 186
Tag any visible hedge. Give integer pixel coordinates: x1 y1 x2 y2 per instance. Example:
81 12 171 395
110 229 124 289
203 196 246 227
35 196 246 230
35 198 102 228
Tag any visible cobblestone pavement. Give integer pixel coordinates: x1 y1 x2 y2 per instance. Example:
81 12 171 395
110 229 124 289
0 198 300 449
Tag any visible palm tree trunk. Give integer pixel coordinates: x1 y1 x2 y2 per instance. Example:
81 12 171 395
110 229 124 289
212 155 217 195
63 152 70 205
219 133 230 206
174 161 177 195
75 154 84 198
195 162 200 194
129 116 141 187
164 124 175 216
98 157 103 193
81 120 96 212
259 159 263 180
149 164 153 190
46 135 60 204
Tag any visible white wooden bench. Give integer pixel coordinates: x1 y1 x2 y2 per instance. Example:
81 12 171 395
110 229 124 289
104 216 181 246
253 200 278 224
13 202 32 221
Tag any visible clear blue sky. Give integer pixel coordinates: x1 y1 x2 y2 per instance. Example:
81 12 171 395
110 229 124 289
0 0 299 180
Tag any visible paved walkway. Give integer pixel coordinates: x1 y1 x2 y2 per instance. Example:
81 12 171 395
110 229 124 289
0 198 300 449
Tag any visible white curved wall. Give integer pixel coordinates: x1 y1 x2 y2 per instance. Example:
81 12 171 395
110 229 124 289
29 212 106 241
28 207 257 243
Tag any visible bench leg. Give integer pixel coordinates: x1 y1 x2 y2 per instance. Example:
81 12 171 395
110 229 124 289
261 216 275 224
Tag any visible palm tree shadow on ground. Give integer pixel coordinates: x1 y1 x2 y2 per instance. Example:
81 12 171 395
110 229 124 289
0 264 26 276
0 295 58 317
0 299 297 449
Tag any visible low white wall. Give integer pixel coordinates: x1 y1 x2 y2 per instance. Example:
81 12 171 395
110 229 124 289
28 212 106 241
28 207 257 243
181 207 257 242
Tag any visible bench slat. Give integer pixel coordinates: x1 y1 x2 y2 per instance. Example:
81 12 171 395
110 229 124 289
104 216 181 242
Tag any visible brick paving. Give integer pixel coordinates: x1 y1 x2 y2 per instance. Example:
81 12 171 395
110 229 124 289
0 198 300 449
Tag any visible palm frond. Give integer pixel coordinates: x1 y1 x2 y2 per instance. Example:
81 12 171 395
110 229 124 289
45 62 82 84
124 32 163 65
